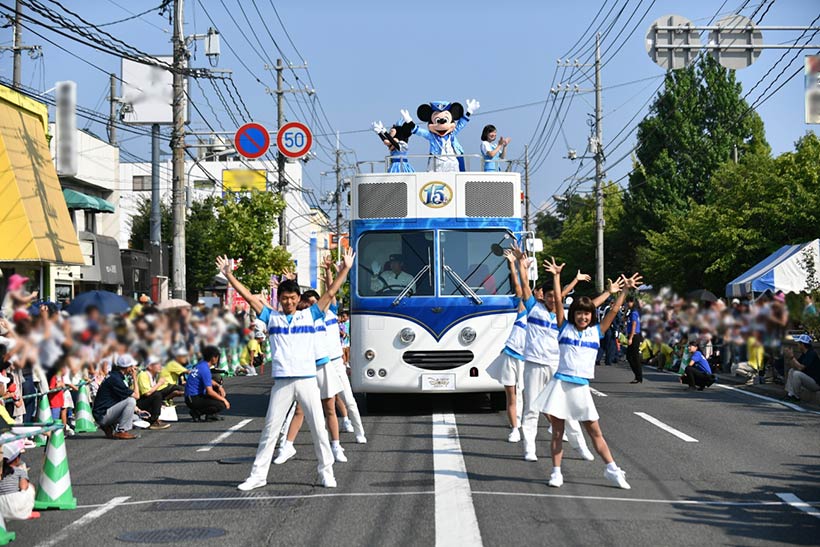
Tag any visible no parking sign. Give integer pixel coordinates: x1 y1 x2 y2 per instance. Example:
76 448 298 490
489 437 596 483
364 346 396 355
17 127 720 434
234 123 270 159
277 121 312 159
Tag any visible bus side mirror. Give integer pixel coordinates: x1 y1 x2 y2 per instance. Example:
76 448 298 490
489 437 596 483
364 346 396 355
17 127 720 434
528 261 538 282
526 238 543 253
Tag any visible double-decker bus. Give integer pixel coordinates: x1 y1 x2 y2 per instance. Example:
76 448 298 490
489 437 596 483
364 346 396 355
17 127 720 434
349 159 539 405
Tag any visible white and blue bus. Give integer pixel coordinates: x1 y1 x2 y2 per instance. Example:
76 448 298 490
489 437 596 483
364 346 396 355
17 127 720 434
349 161 538 402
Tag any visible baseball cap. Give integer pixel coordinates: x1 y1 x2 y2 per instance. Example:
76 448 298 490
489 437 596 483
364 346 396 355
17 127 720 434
145 354 161 366
6 274 28 292
774 292 786 303
11 310 29 323
254 329 266 339
794 334 813 345
731 298 740 305
115 354 136 368
1 436 25 461
173 345 189 357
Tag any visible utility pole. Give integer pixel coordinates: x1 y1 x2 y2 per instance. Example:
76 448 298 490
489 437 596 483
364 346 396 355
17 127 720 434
335 136 343 261
12 0 21 87
150 123 162 279
276 58 287 249
107 74 118 145
524 144 530 232
171 0 187 299
265 59 311 251
594 32 605 294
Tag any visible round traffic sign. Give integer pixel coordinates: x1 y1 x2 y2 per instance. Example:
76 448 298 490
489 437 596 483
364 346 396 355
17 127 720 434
645 14 701 71
234 123 270 159
277 121 313 159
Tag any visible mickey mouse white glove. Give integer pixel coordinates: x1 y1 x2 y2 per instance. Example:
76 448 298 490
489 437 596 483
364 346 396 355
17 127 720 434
372 121 386 134
371 260 381 275
465 99 480 116
400 109 413 124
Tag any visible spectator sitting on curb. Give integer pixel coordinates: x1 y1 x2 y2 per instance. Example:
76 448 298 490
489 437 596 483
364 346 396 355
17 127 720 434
184 346 230 422
160 346 191 393
238 329 264 376
0 434 37 521
92 354 140 440
783 334 820 403
136 355 172 430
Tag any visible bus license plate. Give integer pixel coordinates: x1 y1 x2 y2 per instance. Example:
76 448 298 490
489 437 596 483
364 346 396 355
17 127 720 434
421 373 456 391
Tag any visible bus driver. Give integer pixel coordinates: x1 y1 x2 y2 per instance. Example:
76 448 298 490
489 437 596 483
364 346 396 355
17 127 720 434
370 254 416 295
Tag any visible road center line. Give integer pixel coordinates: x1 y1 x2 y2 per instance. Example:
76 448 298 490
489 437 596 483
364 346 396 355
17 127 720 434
634 412 698 443
432 412 483 547
776 493 820 520
589 387 607 397
36 496 130 547
197 419 253 452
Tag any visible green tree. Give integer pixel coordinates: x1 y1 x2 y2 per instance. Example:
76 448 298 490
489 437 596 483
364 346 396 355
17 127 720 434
623 55 770 251
128 197 172 250
185 197 222 292
641 132 820 293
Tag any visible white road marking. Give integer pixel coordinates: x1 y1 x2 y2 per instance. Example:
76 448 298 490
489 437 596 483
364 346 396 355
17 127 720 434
589 387 608 397
634 412 698 443
776 493 820 520
36 496 130 547
432 412 483 547
197 419 253 452
474 491 815 507
713 384 820 415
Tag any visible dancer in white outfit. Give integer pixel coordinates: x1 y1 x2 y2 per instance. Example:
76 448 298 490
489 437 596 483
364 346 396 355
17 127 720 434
518 247 594 462
217 248 355 491
537 257 641 490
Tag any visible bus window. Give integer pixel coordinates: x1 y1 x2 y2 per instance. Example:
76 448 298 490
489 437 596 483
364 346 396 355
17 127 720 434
440 230 515 297
357 231 435 297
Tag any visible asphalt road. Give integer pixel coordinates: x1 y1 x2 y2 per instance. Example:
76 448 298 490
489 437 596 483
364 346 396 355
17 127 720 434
12 363 820 546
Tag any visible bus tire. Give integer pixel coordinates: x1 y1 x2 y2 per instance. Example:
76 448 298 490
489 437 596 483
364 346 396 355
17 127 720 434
489 391 506 411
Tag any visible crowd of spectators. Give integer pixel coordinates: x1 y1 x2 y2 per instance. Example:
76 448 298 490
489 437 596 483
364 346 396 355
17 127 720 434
597 288 820 400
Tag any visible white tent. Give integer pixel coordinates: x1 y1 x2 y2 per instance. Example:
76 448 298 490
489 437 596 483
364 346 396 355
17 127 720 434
726 239 820 297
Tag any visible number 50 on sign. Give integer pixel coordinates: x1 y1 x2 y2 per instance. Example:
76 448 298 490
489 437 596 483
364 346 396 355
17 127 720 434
277 121 313 159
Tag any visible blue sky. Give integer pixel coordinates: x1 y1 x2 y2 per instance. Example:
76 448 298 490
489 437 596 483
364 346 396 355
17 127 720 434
4 0 818 216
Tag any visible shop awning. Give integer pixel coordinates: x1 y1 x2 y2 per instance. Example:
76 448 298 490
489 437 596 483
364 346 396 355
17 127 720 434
62 189 115 213
0 85 83 264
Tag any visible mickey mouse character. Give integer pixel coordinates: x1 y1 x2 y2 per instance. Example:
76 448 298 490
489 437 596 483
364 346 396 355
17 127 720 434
371 117 416 173
406 99 480 172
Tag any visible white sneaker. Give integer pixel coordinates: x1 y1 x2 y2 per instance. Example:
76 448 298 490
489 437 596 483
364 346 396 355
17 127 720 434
273 443 296 465
548 471 563 488
604 467 631 490
576 446 595 461
342 418 354 433
237 477 267 491
507 428 521 443
320 472 337 488
355 435 367 444
523 440 537 461
332 443 347 463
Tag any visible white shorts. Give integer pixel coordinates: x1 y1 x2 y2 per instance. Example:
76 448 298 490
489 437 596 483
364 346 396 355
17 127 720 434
316 364 343 399
486 353 523 387
535 378 599 422
332 358 349 382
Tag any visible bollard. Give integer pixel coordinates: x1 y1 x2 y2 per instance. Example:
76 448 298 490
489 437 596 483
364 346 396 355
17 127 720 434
33 395 53 448
33 427 77 511
72 384 97 434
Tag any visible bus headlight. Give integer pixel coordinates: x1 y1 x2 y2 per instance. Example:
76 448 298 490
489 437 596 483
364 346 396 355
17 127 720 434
460 327 477 344
364 349 376 361
399 328 416 344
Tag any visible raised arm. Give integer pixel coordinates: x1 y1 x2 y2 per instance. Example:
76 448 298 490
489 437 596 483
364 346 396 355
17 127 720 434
511 242 532 303
600 274 639 334
216 256 264 316
317 248 356 312
504 250 522 299
321 255 337 305
561 269 591 300
543 257 565 325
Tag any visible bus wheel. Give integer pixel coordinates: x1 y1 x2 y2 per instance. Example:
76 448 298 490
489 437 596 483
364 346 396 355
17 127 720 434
489 391 506 411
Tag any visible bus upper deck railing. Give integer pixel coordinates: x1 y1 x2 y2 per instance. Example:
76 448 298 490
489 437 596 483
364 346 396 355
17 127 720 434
355 154 518 174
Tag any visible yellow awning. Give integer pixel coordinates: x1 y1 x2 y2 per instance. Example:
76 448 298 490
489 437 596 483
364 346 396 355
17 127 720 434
0 86 83 265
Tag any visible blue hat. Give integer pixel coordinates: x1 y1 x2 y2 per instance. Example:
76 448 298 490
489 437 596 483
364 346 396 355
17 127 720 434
794 334 813 345
429 101 451 112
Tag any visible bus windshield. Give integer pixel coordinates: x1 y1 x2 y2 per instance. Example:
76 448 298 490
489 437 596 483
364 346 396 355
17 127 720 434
440 230 515 297
357 231 435 297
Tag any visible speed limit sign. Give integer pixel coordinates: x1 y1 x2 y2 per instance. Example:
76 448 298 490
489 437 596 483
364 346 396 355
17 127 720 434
277 121 313 159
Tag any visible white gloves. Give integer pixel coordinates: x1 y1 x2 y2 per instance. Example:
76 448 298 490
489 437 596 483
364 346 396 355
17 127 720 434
465 99 480 116
371 260 381 275
372 121 386 134
400 109 413 124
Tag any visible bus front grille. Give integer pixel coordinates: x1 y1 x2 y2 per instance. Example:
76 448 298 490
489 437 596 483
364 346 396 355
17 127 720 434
402 350 474 370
